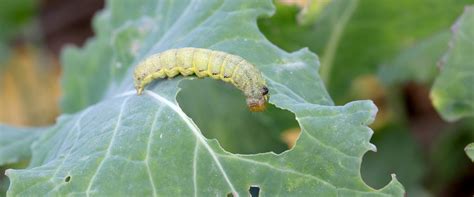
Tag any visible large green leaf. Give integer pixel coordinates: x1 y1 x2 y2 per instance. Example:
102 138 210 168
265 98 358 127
431 6 474 121
5 0 403 195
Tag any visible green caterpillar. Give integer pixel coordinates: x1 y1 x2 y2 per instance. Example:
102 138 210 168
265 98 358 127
133 48 269 112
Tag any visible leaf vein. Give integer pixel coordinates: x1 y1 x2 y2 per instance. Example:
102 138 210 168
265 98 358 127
145 107 162 197
143 90 238 195
85 97 130 196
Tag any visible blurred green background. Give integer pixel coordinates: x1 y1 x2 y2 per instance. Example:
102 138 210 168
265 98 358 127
0 0 473 196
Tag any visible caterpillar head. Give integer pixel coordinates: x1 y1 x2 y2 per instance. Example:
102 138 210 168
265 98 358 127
247 86 269 112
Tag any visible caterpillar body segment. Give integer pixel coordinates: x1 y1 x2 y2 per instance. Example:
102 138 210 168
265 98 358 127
133 47 269 112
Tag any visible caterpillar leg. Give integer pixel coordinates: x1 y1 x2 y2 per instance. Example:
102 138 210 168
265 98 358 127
179 67 194 76
194 69 209 77
136 86 144 95
164 67 180 77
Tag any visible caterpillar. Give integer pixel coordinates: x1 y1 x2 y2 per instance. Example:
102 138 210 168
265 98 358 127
133 48 269 112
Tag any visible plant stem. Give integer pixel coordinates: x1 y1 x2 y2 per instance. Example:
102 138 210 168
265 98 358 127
320 0 359 85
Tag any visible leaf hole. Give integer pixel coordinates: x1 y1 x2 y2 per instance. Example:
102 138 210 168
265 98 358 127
249 186 260 197
64 176 71 182
177 79 299 154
